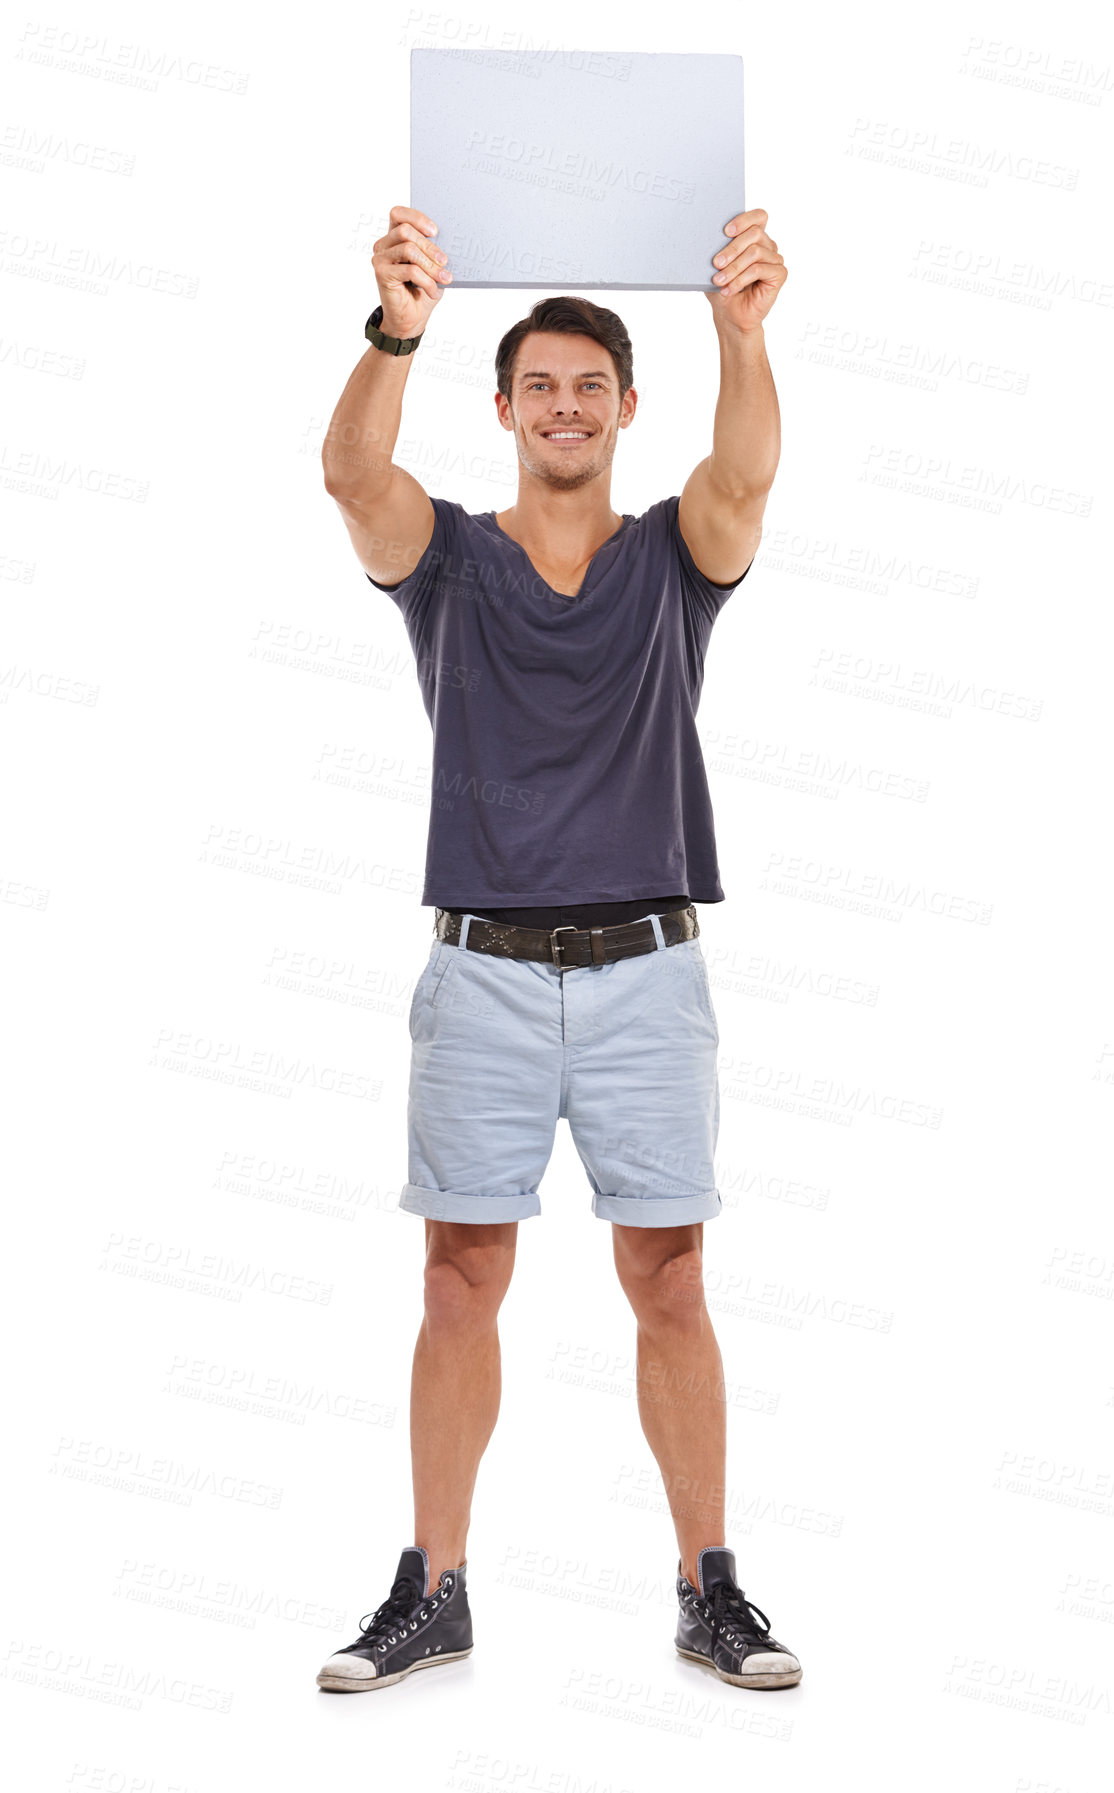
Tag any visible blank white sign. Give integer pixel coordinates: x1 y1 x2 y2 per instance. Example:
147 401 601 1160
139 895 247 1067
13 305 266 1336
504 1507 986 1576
409 49 745 290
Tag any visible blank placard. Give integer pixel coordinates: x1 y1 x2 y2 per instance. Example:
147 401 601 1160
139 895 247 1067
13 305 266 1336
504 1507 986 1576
409 49 745 291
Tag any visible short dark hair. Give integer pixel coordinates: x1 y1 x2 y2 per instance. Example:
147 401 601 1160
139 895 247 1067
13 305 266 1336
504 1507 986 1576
494 295 633 404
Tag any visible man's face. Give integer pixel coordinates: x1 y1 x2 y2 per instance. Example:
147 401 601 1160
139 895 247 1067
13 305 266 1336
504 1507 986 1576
495 331 637 492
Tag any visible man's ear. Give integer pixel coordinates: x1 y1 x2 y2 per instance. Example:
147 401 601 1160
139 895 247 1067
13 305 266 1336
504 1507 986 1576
494 391 514 432
619 386 638 429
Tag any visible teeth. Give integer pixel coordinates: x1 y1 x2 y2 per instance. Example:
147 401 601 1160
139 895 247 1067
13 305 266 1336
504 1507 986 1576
544 432 589 440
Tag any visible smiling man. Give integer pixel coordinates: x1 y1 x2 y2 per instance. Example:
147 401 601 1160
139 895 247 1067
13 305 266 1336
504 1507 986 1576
317 204 797 1695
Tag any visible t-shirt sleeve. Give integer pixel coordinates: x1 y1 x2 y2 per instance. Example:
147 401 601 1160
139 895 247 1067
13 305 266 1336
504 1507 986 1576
364 496 462 628
666 493 753 625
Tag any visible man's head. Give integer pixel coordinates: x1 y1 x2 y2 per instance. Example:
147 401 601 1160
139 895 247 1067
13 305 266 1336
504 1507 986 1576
493 296 637 493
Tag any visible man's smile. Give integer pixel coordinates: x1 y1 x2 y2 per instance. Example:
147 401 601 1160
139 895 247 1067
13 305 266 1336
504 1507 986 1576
539 429 593 443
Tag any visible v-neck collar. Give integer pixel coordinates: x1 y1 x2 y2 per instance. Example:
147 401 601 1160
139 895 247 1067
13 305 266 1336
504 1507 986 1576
484 511 633 602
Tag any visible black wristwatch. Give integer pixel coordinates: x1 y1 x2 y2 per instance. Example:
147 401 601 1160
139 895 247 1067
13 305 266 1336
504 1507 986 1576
364 304 423 356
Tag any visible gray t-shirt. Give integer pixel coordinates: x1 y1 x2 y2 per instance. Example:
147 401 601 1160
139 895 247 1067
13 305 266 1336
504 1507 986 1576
368 495 750 907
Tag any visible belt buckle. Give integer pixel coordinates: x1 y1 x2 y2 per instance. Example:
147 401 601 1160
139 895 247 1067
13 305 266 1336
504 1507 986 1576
549 924 578 967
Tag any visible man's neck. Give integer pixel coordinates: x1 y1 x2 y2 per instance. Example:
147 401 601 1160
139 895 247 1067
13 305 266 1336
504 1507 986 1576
495 482 623 572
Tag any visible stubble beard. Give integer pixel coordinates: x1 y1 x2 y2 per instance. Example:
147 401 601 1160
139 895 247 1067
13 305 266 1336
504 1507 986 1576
514 417 617 493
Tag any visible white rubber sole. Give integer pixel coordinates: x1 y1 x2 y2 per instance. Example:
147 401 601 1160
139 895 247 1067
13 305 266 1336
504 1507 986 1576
317 1646 473 1692
676 1645 802 1689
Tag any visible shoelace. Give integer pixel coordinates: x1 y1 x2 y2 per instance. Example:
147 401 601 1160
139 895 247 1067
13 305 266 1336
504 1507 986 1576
357 1575 423 1642
703 1582 772 1658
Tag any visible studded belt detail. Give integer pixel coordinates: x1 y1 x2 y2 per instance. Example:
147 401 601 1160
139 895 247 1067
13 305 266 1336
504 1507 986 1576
433 905 699 968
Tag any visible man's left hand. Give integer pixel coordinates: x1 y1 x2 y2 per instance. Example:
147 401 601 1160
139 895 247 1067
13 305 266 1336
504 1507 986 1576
706 208 787 332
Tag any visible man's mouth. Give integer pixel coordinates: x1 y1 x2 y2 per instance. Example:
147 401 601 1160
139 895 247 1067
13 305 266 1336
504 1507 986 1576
540 429 592 442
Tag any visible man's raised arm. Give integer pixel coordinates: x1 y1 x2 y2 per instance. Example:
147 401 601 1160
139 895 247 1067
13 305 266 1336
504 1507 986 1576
677 206 788 586
322 204 452 587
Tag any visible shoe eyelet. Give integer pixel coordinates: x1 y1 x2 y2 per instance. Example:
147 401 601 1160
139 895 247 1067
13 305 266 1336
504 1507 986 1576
378 1644 386 1652
410 1620 417 1630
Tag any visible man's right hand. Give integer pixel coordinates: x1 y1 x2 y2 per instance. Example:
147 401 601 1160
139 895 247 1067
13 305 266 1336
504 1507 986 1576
372 204 452 339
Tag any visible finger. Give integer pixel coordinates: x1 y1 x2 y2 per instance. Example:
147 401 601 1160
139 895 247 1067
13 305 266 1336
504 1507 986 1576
389 204 440 239
380 240 451 283
711 242 779 286
712 232 773 277
723 207 768 238
386 222 448 271
383 261 442 299
717 259 785 298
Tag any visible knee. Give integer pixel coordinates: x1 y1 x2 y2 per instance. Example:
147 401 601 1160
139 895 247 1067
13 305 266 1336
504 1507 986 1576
423 1239 514 1332
616 1244 706 1329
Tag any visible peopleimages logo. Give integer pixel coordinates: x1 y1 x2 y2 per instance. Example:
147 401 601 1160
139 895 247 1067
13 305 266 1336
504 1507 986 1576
463 128 695 203
434 766 547 812
14 24 250 94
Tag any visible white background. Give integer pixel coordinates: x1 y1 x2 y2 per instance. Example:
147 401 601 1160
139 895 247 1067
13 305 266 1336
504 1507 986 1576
3 1 1112 1789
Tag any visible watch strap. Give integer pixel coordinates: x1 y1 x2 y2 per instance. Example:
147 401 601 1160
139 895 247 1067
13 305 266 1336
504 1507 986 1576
365 304 423 356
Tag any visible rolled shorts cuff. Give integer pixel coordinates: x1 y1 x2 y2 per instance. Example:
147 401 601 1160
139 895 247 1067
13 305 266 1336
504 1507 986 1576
591 1188 723 1227
400 1181 541 1223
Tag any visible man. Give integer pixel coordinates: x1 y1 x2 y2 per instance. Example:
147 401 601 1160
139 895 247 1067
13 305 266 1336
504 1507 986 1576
316 203 797 1694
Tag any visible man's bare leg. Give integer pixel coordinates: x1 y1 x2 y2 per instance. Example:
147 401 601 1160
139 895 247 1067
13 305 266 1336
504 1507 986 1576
612 1222 726 1585
411 1219 518 1589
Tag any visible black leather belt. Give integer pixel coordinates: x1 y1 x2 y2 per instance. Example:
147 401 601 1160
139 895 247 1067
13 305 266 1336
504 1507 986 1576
433 905 699 968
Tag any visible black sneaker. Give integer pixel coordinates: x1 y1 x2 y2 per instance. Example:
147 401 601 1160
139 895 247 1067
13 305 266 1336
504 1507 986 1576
675 1547 802 1689
316 1547 473 1692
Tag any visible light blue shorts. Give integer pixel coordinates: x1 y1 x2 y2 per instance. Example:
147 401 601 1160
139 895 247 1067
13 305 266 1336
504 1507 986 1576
401 912 722 1227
